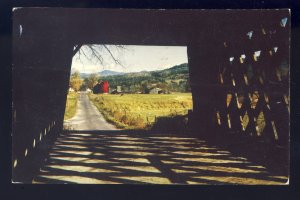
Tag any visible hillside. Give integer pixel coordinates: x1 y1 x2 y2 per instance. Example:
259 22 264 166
80 70 124 79
102 63 190 93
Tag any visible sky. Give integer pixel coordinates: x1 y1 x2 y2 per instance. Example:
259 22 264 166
71 45 188 74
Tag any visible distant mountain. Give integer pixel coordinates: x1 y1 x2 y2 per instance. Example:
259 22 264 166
100 70 125 77
79 64 189 79
103 63 190 93
79 73 92 79
154 63 189 76
80 70 124 79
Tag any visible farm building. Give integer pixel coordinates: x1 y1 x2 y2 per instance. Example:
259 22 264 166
93 81 109 94
68 87 74 92
117 86 122 93
149 87 163 94
110 86 122 94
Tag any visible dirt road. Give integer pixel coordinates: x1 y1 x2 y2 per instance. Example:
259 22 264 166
64 92 117 130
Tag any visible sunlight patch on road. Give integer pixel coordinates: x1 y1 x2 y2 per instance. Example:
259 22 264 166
93 146 105 150
63 136 87 140
67 133 93 137
113 158 151 164
37 175 120 184
50 150 104 156
183 165 264 173
186 180 209 185
155 145 192 149
112 176 172 184
154 140 195 145
248 165 267 169
172 157 249 164
228 156 248 161
114 166 161 173
55 139 88 144
108 145 159 150
109 140 153 145
112 151 155 156
46 165 120 173
171 169 198 173
217 150 231 154
173 151 229 156
192 176 286 185
51 156 118 164
109 136 145 141
32 180 46 184
195 146 218 150
54 144 89 149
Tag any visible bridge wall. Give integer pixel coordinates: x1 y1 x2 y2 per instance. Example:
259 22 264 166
12 11 74 181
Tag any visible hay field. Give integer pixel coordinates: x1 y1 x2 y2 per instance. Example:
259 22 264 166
89 93 193 129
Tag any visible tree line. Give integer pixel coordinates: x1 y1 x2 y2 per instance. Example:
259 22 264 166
69 63 191 93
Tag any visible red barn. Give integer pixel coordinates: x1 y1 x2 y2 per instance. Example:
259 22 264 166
100 81 109 93
93 81 109 94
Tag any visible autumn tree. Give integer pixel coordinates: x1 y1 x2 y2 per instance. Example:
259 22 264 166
69 71 83 92
84 73 100 89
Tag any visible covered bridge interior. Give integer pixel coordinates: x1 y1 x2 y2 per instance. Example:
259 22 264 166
12 8 289 183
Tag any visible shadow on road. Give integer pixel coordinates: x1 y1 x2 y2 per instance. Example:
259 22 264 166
33 130 288 184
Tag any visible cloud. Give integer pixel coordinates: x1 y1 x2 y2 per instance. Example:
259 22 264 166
71 45 187 73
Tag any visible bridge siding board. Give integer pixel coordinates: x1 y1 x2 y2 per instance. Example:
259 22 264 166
12 15 74 180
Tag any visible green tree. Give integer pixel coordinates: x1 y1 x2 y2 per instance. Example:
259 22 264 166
85 73 100 89
140 82 150 94
185 78 191 92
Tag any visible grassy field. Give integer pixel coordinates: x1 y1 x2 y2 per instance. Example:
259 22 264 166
89 93 193 129
64 92 78 120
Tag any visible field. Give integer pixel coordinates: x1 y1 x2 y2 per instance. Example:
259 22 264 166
88 93 193 129
64 92 78 120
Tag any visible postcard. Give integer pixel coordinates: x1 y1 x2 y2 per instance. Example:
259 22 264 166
12 8 290 184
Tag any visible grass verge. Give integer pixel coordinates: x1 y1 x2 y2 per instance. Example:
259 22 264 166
64 92 78 120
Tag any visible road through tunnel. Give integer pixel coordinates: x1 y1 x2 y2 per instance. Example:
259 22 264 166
12 8 290 183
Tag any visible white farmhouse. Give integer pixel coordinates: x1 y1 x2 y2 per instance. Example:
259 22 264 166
149 88 163 94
